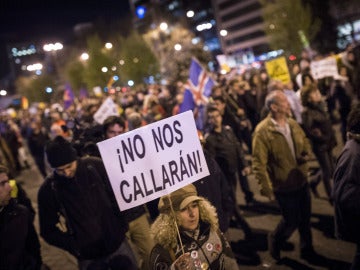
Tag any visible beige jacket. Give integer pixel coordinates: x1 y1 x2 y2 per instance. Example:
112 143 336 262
252 114 312 197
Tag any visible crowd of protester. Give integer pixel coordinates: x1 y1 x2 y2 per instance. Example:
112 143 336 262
1 44 360 269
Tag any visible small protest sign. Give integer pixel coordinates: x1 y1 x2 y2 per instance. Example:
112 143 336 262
310 57 339 80
93 97 119 124
97 110 210 211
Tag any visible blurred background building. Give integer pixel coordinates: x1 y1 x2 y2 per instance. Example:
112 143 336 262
129 0 221 55
329 0 360 49
130 0 285 68
1 0 360 97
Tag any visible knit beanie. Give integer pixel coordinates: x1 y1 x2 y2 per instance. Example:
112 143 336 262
46 136 77 168
158 184 202 213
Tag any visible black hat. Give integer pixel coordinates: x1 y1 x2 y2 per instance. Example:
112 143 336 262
46 136 77 168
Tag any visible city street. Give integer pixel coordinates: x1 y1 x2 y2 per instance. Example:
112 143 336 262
2 0 359 268
19 124 355 270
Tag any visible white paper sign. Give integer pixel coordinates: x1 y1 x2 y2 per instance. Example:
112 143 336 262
97 110 210 211
310 57 339 79
93 97 119 124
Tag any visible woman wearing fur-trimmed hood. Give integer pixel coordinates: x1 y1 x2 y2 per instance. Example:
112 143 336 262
149 184 239 270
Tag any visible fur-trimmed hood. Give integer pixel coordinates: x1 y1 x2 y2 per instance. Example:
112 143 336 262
150 197 219 250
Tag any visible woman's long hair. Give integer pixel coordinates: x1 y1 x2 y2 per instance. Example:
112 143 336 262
151 197 219 249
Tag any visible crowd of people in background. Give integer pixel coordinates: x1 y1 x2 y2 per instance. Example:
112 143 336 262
1 43 360 269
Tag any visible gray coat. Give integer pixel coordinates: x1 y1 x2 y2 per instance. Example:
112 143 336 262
333 138 360 243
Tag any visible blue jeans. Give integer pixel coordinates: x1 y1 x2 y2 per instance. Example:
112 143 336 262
78 239 138 270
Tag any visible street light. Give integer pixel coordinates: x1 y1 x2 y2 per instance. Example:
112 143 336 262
45 87 53 93
159 22 168 32
43 42 64 91
186 10 194 18
105 42 113 49
174 44 182 51
220 29 228 37
26 63 43 71
43 42 63 52
80 52 89 61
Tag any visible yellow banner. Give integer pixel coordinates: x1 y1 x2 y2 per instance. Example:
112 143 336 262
265 56 291 84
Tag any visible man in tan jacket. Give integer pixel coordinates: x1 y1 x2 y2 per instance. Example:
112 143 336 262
252 90 315 261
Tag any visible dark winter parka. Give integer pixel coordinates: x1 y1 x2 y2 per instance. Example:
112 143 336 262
38 156 128 260
0 200 42 270
333 137 360 243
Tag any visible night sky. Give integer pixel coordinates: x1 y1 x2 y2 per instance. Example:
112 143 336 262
0 0 131 78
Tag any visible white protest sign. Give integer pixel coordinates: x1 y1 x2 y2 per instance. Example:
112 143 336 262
310 57 339 79
93 97 119 124
97 110 210 211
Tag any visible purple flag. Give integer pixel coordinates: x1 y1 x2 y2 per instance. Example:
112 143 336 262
63 83 75 110
79 87 89 101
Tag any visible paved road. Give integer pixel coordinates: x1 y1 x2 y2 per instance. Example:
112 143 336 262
19 124 355 270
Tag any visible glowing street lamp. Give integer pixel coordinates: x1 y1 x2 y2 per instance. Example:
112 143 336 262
43 42 63 52
159 22 168 32
45 87 53 93
220 29 228 37
26 63 43 71
174 44 182 51
105 42 113 49
43 42 64 89
80 52 89 61
186 10 194 18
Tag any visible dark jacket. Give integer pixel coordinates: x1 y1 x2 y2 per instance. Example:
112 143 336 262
27 129 49 158
221 106 246 141
333 138 360 243
38 156 128 260
204 125 247 175
301 102 337 152
194 150 233 232
0 200 42 270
